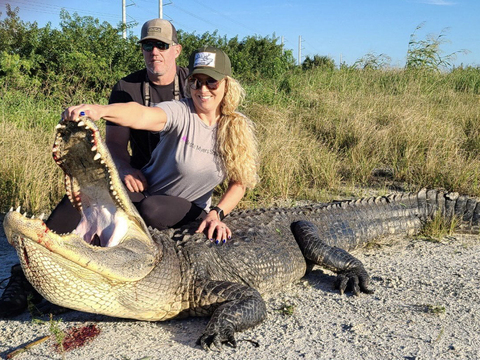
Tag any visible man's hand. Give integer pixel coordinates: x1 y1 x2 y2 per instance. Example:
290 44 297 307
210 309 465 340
119 167 148 193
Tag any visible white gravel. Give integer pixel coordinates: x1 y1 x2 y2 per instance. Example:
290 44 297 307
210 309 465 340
1 215 479 360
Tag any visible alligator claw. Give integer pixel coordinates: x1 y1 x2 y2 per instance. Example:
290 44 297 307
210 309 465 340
334 264 374 295
197 327 237 351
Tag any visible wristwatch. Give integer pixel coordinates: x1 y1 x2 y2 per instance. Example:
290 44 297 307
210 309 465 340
210 206 225 221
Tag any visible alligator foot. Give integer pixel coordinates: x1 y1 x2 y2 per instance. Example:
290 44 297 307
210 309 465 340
197 322 237 351
292 220 375 295
334 261 374 295
193 280 267 351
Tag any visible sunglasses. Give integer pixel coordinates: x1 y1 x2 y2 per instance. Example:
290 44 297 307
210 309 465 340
141 41 171 52
188 77 222 90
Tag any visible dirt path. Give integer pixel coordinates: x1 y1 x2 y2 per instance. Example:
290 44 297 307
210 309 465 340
1 217 479 360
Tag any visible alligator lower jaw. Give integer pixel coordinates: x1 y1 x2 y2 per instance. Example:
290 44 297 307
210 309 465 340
4 205 158 283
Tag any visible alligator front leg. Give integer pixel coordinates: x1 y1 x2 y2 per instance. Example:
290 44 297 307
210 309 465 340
192 280 266 351
291 220 374 295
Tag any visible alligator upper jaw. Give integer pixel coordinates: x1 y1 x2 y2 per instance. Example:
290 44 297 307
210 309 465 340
3 117 159 281
51 116 150 246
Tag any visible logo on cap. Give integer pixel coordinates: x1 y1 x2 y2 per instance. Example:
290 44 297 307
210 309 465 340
194 52 216 68
149 27 162 34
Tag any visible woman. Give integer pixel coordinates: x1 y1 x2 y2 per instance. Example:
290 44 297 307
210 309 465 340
63 46 258 244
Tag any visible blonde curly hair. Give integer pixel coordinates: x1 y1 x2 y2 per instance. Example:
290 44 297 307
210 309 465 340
216 76 258 189
186 76 258 188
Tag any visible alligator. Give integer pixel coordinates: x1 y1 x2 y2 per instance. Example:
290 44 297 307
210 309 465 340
3 117 480 350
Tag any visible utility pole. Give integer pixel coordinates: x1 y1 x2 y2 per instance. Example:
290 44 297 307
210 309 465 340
122 0 136 39
122 0 126 39
298 35 302 66
159 0 163 19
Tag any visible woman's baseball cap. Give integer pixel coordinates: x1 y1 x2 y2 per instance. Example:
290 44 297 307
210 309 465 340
188 46 232 81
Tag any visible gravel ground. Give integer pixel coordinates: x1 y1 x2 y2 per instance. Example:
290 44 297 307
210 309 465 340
1 215 479 360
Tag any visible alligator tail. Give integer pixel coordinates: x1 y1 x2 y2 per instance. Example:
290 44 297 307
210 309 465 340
414 188 480 234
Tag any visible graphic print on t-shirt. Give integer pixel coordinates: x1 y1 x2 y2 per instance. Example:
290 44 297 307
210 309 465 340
180 136 218 156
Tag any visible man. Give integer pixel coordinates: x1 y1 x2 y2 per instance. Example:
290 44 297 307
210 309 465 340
107 18 188 197
0 19 188 318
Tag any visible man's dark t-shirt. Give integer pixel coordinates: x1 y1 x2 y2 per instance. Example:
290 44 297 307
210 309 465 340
108 66 189 169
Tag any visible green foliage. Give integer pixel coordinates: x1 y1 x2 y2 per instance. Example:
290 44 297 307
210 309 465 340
177 30 296 80
450 65 480 94
353 52 392 70
406 22 468 71
2 5 480 212
417 211 457 242
302 55 335 71
0 5 296 102
0 5 143 104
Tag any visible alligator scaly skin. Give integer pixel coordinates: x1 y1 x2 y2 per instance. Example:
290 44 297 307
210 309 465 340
4 118 480 349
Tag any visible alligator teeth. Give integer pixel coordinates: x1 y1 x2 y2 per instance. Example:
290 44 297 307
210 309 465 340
39 213 45 220
9 207 13 212
55 124 66 129
77 120 86 127
93 153 101 161
100 160 105 164
16 206 21 213
91 145 97 151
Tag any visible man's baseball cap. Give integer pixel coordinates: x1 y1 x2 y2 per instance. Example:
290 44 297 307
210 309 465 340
188 46 232 81
138 19 178 45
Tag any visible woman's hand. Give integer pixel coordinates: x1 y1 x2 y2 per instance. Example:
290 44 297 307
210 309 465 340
196 212 232 245
62 104 105 121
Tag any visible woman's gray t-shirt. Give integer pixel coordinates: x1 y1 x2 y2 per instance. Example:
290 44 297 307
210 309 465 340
141 98 225 210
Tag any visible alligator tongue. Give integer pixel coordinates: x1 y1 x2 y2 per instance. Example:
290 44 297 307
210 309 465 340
73 198 128 248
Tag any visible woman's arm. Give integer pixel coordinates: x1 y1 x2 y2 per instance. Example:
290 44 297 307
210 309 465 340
196 181 246 243
62 102 168 132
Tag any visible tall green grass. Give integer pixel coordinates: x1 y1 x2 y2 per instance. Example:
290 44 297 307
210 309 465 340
1 67 480 213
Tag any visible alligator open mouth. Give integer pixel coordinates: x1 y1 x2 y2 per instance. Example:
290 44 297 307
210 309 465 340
51 117 147 247
4 117 157 283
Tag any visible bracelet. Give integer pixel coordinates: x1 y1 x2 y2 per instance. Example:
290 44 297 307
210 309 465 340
210 206 225 221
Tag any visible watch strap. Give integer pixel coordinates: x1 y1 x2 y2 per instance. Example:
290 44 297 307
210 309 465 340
210 206 225 221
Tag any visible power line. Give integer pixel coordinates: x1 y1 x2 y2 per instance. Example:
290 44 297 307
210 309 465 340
169 2 229 33
5 0 120 21
190 0 256 34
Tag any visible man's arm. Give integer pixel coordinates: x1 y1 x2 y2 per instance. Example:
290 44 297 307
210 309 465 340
106 125 148 192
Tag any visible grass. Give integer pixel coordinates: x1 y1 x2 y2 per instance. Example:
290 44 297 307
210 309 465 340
425 304 446 315
1 67 480 213
417 211 458 241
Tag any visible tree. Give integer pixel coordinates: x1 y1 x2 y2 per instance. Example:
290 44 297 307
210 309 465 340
302 55 335 71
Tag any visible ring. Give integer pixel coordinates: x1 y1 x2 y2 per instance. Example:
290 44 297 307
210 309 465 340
80 111 85 116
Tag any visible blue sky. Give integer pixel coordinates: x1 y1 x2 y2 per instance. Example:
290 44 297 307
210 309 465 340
1 0 479 68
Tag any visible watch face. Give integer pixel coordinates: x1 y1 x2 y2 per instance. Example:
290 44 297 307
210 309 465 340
212 207 224 220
